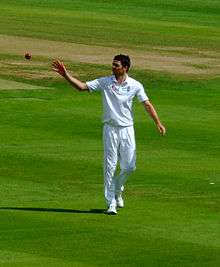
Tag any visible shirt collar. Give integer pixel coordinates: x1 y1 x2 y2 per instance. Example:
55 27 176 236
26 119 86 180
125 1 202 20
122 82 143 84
112 74 129 85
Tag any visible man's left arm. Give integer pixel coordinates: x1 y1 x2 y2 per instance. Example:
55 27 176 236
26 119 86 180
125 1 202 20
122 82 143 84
142 100 166 136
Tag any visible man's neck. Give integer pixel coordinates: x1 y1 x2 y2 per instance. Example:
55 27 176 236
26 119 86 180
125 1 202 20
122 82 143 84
115 74 127 84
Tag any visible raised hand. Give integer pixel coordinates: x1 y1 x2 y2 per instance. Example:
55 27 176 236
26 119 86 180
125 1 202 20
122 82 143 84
52 59 67 77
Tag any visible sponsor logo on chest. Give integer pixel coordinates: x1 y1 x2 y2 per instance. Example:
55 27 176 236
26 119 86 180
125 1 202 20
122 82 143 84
111 85 131 95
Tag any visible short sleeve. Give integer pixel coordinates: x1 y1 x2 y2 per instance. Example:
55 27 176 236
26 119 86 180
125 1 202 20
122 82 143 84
86 78 103 93
136 83 149 102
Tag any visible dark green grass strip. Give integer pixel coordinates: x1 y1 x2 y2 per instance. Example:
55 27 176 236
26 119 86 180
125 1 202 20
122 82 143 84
0 0 220 50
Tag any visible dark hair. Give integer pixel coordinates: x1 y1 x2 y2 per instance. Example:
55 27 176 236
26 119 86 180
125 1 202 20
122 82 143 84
113 54 131 72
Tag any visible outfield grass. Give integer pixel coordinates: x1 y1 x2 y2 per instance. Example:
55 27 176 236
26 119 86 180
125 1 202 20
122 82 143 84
0 0 220 266
1 0 220 50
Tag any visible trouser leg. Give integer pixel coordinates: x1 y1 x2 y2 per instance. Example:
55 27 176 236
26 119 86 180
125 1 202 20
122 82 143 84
103 124 118 206
115 126 136 196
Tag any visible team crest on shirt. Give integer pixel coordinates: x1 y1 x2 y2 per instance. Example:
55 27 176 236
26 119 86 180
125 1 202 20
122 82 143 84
110 84 132 96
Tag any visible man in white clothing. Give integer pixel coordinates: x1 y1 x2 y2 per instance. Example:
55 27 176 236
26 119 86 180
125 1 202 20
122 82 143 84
53 54 166 215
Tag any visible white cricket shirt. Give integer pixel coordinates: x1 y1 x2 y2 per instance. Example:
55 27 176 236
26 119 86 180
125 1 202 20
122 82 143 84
86 75 149 127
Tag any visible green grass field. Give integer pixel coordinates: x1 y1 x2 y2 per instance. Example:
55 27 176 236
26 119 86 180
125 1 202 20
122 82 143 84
0 1 220 266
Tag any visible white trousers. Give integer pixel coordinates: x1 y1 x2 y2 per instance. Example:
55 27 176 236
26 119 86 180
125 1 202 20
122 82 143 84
103 124 136 206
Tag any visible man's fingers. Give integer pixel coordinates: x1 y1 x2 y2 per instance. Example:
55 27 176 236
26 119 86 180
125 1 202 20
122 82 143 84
52 62 58 69
52 59 63 68
160 126 166 136
52 59 67 77
52 62 61 69
52 60 64 70
52 67 59 72
157 124 166 136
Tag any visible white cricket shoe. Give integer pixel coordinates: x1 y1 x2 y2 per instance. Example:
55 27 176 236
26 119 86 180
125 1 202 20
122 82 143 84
116 195 124 208
106 204 117 215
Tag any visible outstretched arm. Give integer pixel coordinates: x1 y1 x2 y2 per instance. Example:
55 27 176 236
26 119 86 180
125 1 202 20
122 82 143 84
143 100 166 136
52 60 88 91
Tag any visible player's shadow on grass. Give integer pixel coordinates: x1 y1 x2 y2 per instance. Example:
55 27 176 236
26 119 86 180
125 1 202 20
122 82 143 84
0 207 105 214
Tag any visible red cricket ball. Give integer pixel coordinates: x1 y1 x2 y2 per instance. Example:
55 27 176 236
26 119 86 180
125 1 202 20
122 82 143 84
25 52 32 60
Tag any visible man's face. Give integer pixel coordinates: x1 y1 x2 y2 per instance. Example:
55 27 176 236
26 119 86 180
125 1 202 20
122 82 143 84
112 60 127 76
